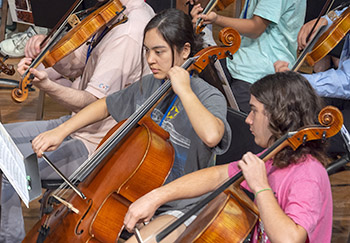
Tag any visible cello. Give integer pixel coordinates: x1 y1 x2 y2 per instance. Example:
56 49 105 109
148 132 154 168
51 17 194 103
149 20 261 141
151 106 343 243
23 28 241 243
11 0 127 103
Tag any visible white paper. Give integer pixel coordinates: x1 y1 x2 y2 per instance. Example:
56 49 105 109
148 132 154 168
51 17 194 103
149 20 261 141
0 123 29 207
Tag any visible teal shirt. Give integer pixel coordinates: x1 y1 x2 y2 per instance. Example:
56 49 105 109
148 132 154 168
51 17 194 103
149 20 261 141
227 0 306 83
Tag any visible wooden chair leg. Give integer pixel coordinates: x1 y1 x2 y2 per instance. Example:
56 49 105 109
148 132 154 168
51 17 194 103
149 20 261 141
0 0 9 42
36 90 45 120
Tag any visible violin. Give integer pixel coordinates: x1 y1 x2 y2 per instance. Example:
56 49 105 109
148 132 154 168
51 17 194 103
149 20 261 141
292 6 350 71
11 0 127 103
155 106 343 242
195 0 235 34
22 28 241 243
0 57 15 76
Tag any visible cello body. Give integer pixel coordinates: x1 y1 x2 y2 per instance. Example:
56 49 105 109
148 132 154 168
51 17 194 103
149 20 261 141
23 117 174 242
175 184 258 243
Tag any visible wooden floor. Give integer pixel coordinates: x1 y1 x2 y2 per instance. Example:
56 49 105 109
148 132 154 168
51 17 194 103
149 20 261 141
0 57 350 242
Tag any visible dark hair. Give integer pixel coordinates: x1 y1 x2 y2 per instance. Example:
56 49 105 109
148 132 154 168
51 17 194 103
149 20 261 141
250 71 329 168
140 8 203 75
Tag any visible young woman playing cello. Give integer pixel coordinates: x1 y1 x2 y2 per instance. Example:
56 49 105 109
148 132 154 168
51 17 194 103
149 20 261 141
31 8 231 241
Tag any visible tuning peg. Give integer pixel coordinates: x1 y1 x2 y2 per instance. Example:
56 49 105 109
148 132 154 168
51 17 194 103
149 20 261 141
225 51 233 60
2 55 9 62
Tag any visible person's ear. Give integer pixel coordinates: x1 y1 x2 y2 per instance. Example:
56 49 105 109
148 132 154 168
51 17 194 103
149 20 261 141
182 42 191 59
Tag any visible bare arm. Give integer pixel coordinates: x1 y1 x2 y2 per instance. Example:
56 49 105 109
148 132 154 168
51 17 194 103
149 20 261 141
214 14 270 39
32 98 109 156
194 9 270 39
30 69 98 112
297 17 328 50
169 66 225 147
239 152 307 242
123 164 230 232
17 58 97 113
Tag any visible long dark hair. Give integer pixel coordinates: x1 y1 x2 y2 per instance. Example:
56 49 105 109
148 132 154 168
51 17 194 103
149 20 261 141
250 71 329 168
140 8 203 77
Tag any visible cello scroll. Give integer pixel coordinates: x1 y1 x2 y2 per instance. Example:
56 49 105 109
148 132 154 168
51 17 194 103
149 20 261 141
190 27 241 72
156 105 343 242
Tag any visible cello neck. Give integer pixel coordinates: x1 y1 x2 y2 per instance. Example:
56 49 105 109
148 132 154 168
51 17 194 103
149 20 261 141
67 57 198 183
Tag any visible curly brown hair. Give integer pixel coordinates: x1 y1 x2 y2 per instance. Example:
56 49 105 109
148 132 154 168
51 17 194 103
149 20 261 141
250 71 329 168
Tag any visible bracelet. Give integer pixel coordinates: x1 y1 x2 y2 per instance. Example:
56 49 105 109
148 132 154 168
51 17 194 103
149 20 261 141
255 188 273 198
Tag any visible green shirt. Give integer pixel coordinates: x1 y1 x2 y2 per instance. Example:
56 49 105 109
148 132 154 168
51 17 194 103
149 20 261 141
227 0 306 83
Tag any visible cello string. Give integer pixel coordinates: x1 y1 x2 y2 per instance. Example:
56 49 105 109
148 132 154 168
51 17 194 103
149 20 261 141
53 58 198 198
53 79 174 196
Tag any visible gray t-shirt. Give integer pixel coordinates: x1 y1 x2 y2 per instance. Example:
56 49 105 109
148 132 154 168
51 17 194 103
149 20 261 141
106 74 231 211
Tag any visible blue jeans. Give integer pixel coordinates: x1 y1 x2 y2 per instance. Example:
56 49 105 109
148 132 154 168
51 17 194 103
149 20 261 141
0 116 89 242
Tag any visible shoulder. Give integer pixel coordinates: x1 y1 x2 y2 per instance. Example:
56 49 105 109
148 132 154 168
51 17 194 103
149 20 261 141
190 76 224 97
290 155 329 183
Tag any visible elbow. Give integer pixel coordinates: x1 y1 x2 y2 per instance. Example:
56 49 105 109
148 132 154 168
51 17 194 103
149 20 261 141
202 119 225 147
247 30 264 39
267 226 307 243
202 130 224 148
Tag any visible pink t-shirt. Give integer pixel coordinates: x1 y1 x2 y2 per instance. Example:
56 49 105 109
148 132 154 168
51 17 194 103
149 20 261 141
52 0 154 153
228 154 332 242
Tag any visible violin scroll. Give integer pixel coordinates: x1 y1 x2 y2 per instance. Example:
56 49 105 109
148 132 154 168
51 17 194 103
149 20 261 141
11 76 32 103
0 58 15 76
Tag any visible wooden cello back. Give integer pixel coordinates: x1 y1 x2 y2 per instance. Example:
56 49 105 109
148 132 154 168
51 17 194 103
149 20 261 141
176 184 258 242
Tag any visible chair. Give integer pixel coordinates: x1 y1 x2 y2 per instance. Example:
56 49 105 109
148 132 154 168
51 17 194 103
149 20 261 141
216 107 262 165
199 59 240 110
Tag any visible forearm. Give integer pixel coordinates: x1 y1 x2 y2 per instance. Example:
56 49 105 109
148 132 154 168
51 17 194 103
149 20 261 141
52 48 85 78
151 165 230 207
35 81 98 113
178 90 224 147
256 192 307 242
58 98 110 138
214 15 268 39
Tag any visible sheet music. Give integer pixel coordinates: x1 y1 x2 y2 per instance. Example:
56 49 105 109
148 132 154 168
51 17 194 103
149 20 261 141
0 123 29 207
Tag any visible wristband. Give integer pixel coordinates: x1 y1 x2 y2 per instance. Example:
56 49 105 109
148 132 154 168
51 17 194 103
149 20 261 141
255 188 272 198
